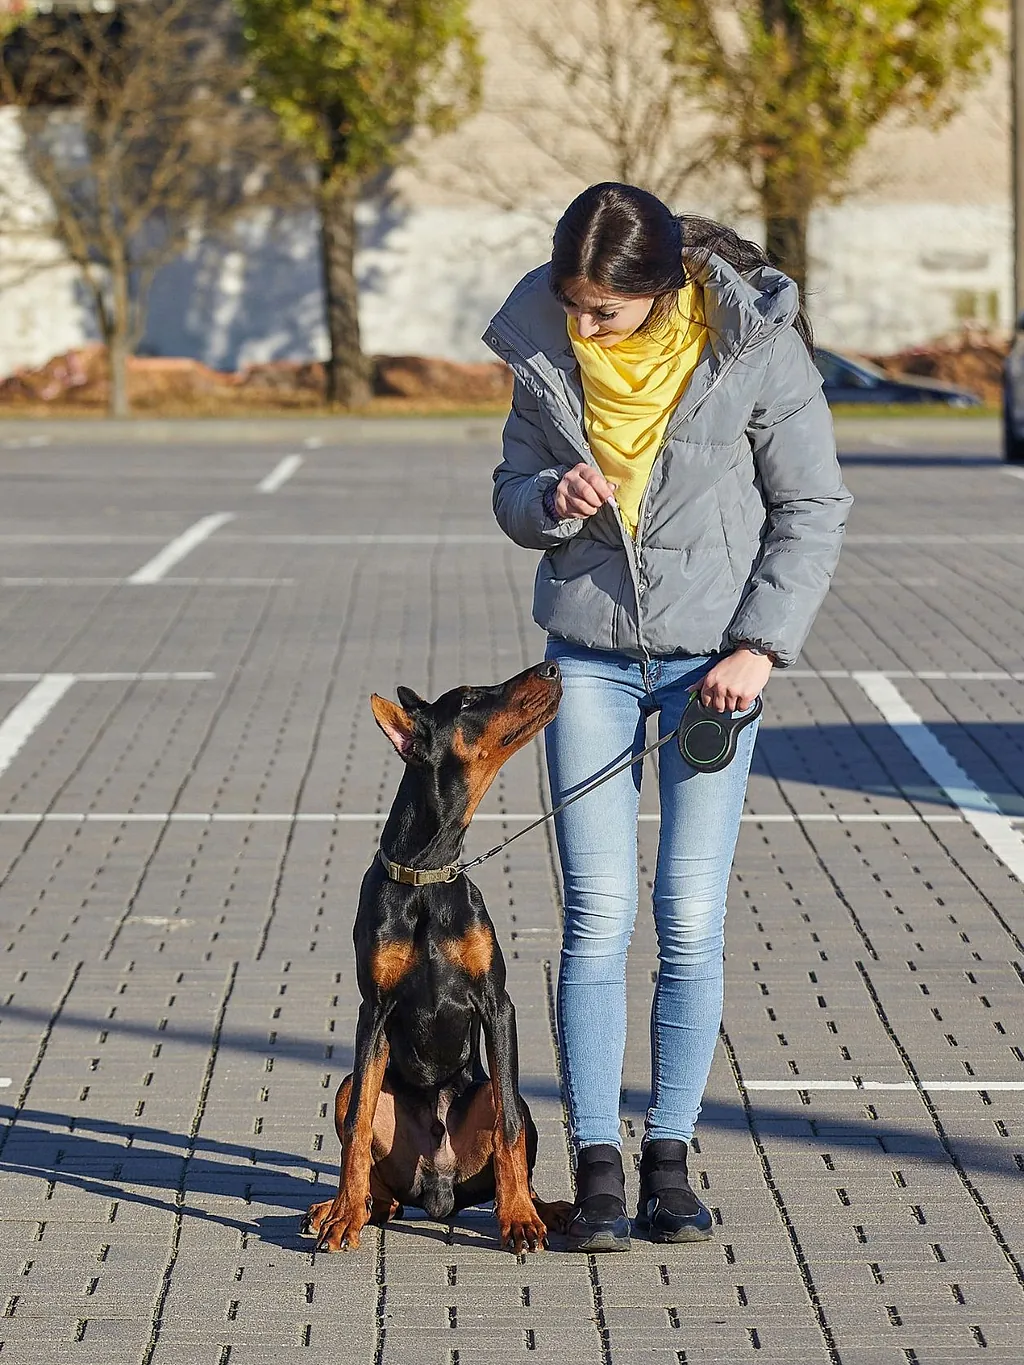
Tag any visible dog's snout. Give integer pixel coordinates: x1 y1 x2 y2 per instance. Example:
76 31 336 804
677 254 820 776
538 661 560 682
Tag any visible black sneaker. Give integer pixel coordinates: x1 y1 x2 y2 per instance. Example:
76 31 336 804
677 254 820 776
636 1139 713 1243
565 1143 631 1252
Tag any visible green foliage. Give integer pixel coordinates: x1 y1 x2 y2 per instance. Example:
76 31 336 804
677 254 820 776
235 0 482 179
644 0 1001 212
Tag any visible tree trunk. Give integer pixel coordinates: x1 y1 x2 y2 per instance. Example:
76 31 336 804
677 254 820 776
761 163 810 298
320 168 370 408
107 258 131 419
764 211 808 297
108 329 130 419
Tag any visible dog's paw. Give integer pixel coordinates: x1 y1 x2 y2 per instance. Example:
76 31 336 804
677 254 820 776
498 1203 547 1254
532 1197 574 1236
313 1197 372 1252
299 1199 334 1238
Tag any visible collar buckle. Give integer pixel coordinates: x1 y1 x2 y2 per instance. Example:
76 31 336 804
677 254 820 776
378 849 460 886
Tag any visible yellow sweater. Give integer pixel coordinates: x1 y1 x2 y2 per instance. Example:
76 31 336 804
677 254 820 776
568 285 707 536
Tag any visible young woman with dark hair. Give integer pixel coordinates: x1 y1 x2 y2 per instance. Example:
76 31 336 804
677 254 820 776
484 182 851 1252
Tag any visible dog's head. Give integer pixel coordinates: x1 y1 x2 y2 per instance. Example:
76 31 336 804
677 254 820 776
370 662 562 825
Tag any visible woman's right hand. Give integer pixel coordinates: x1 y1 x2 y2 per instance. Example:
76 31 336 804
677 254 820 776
554 463 618 519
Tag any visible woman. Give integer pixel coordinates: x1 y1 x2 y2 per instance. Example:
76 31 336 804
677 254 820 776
484 182 851 1252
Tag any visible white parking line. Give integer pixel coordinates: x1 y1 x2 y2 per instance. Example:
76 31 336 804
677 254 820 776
0 673 213 784
0 674 76 777
1003 468 1024 483
846 534 1024 544
127 513 235 584
788 670 1024 680
744 1080 1024 1092
0 535 166 543
854 671 1024 883
218 534 507 544
0 811 966 825
0 577 291 587
257 454 303 493
0 672 213 682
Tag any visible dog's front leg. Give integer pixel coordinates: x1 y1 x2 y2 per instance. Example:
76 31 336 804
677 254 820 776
482 988 547 1254
314 1001 390 1252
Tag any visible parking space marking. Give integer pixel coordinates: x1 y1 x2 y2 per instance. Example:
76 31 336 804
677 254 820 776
0 577 292 587
127 512 235 584
788 669 1024 680
855 671 1024 883
0 810 965 824
745 1080 1024 1092
0 672 214 784
0 672 213 682
257 454 303 493
1 435 50 448
0 674 76 777
1003 468 1024 483
846 533 1024 543
0 535 166 543
219 533 508 544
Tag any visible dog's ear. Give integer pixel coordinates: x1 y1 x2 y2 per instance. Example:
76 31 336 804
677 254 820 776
370 694 419 759
396 686 427 713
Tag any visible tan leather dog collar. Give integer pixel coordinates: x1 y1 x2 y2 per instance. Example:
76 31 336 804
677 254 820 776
378 848 461 886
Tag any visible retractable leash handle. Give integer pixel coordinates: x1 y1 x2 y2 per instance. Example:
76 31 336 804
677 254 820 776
456 691 764 874
676 691 763 774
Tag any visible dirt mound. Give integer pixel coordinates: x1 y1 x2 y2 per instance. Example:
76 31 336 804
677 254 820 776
0 347 512 412
869 326 1009 405
373 355 511 403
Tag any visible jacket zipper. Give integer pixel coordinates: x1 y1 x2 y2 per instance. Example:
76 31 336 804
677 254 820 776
630 323 765 658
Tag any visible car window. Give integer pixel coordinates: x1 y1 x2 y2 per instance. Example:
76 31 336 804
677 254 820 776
845 363 878 389
815 350 882 388
814 352 844 385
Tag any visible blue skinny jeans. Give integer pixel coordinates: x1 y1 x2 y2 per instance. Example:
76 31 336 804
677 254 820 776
544 638 759 1151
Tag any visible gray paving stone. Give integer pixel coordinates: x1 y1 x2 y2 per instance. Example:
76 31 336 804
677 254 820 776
0 425 1022 1362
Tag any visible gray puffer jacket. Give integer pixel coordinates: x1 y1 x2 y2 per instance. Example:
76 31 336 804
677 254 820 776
483 254 852 667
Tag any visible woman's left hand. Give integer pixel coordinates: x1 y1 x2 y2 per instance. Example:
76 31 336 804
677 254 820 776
699 647 774 713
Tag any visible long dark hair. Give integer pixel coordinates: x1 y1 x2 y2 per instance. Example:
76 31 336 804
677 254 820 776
550 182 814 355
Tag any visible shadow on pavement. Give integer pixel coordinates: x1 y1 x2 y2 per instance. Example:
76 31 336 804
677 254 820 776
0 1093 1011 1254
749 722 1023 817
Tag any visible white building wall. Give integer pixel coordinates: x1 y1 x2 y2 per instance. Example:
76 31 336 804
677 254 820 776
810 203 1012 352
0 109 92 376
0 198 1014 375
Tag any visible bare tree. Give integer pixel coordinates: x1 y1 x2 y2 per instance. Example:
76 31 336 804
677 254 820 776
0 0 299 416
435 0 717 215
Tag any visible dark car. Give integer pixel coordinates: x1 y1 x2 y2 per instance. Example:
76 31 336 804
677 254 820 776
1002 314 1024 462
814 348 981 409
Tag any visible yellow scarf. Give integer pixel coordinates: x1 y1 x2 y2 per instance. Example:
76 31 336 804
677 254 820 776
568 285 707 536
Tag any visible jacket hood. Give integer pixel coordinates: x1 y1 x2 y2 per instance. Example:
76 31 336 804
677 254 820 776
483 252 800 370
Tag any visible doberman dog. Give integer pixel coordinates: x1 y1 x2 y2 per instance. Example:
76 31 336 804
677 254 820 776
302 661 572 1254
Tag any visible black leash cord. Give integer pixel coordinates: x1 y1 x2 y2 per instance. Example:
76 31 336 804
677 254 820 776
456 728 678 875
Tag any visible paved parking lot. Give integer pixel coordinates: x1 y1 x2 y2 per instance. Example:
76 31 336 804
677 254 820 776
0 415 1022 1364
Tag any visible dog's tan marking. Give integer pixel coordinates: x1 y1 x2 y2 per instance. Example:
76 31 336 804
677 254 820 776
440 925 494 978
453 677 560 825
370 940 418 991
485 1033 546 1252
451 724 506 825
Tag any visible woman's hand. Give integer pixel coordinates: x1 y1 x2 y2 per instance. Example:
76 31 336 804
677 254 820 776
554 463 617 519
699 647 773 713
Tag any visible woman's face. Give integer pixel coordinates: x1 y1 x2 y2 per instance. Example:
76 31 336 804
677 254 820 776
557 278 655 348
